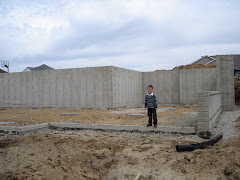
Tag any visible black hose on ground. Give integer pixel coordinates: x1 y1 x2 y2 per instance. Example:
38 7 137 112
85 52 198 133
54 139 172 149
176 134 223 152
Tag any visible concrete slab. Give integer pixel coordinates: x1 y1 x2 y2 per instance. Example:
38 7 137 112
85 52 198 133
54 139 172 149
49 122 195 134
0 122 19 125
110 107 178 114
26 109 40 112
72 120 83 123
15 123 49 132
126 114 145 117
0 123 49 134
0 122 196 135
60 113 80 116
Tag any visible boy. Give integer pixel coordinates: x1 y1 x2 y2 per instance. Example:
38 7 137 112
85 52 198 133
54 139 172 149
145 85 158 127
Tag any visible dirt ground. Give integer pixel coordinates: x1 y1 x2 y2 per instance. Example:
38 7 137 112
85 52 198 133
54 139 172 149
0 105 197 127
0 130 239 180
1 106 239 180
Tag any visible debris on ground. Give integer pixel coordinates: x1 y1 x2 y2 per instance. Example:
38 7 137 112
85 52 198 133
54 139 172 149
60 113 80 116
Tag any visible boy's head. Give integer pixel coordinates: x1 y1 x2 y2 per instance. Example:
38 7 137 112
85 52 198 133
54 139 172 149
147 85 153 94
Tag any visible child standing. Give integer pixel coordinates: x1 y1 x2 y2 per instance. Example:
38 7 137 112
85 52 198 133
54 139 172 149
145 85 158 127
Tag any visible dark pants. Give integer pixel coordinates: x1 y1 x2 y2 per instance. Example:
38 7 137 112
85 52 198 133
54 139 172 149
148 108 157 125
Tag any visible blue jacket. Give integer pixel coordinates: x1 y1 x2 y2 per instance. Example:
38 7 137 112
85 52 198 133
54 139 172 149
145 93 158 108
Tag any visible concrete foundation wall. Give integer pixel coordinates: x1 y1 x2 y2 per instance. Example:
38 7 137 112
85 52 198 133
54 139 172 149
197 91 221 132
142 70 180 104
179 68 217 104
216 55 235 111
112 67 142 108
0 66 217 108
0 66 113 108
142 68 216 105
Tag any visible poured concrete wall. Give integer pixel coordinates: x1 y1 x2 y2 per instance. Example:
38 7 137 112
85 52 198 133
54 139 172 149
216 55 235 111
142 70 180 104
179 68 217 104
0 66 113 108
142 68 216 105
0 66 217 108
197 91 221 132
112 67 142 108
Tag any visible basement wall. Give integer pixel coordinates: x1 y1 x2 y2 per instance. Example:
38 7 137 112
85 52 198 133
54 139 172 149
0 66 113 108
142 68 216 105
216 55 235 111
179 68 217 104
112 67 142 108
0 66 217 108
142 70 180 104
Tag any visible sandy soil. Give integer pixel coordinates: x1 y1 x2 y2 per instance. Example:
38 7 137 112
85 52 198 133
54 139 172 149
0 130 239 180
0 105 197 127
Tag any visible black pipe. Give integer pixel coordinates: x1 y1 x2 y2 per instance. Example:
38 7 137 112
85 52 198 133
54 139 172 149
176 134 223 152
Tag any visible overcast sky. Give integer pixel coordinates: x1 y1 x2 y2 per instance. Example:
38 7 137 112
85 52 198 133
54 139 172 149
0 0 240 72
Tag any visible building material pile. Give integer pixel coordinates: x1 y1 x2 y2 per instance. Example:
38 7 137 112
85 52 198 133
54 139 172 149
172 64 216 70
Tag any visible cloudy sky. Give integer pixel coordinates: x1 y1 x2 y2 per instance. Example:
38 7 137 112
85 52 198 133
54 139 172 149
0 0 240 72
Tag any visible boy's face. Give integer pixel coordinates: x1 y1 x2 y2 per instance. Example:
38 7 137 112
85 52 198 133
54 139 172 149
147 87 153 94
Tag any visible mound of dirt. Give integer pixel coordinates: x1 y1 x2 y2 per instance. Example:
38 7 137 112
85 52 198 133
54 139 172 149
0 132 239 180
172 64 216 70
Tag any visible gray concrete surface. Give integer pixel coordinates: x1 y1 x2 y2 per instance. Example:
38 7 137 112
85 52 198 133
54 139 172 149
0 123 49 134
216 55 235 111
112 67 142 108
0 66 113 108
109 107 178 114
179 68 217 104
197 91 222 132
49 122 195 134
126 114 145 117
0 122 18 125
60 113 80 116
142 68 216 105
0 122 195 135
0 66 217 109
142 70 180 104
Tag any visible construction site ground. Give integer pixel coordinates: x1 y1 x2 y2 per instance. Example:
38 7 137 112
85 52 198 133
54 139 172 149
0 129 239 180
0 105 197 128
0 106 240 180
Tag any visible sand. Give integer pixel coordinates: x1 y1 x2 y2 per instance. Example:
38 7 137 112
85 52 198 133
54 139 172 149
1 106 239 180
0 130 239 180
0 105 197 127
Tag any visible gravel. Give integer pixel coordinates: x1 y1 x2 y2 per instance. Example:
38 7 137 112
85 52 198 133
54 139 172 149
212 106 240 139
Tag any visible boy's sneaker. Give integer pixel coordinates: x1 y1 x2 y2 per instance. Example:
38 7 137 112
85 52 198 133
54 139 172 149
147 124 152 127
154 124 157 127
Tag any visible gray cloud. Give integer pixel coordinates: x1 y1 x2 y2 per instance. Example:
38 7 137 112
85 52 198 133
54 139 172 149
0 0 240 72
